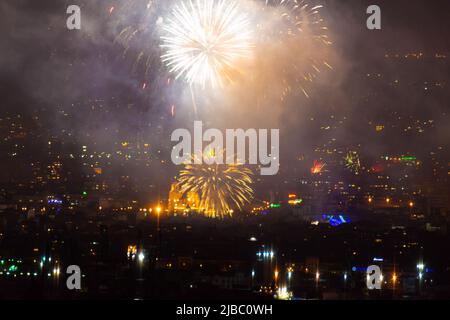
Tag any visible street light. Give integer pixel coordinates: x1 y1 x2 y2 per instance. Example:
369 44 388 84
155 205 163 261
417 262 425 293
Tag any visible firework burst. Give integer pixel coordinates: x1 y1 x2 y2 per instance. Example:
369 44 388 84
311 160 326 174
254 0 332 98
175 153 254 218
344 151 361 174
160 0 253 88
111 1 163 76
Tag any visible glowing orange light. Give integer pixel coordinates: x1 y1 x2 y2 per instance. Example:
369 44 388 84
127 245 137 258
311 161 326 174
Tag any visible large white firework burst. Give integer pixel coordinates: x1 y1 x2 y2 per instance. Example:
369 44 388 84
160 0 253 88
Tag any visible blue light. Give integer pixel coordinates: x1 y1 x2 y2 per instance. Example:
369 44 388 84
352 267 366 272
321 214 351 226
48 199 63 205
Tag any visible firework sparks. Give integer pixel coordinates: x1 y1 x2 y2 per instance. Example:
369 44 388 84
344 151 361 174
160 0 253 88
175 152 254 218
112 0 162 76
254 0 332 98
311 160 326 174
112 0 332 108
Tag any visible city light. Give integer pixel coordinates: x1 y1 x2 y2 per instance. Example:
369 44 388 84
127 245 137 259
373 257 384 262
287 268 293 280
256 250 275 260
288 198 303 205
53 267 60 276
276 286 292 300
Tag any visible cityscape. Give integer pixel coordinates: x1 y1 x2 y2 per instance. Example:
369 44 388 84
0 0 449 303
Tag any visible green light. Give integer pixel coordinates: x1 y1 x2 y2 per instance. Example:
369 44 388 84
401 156 417 161
82 191 88 197
0 260 4 265
8 265 18 272
270 203 281 209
